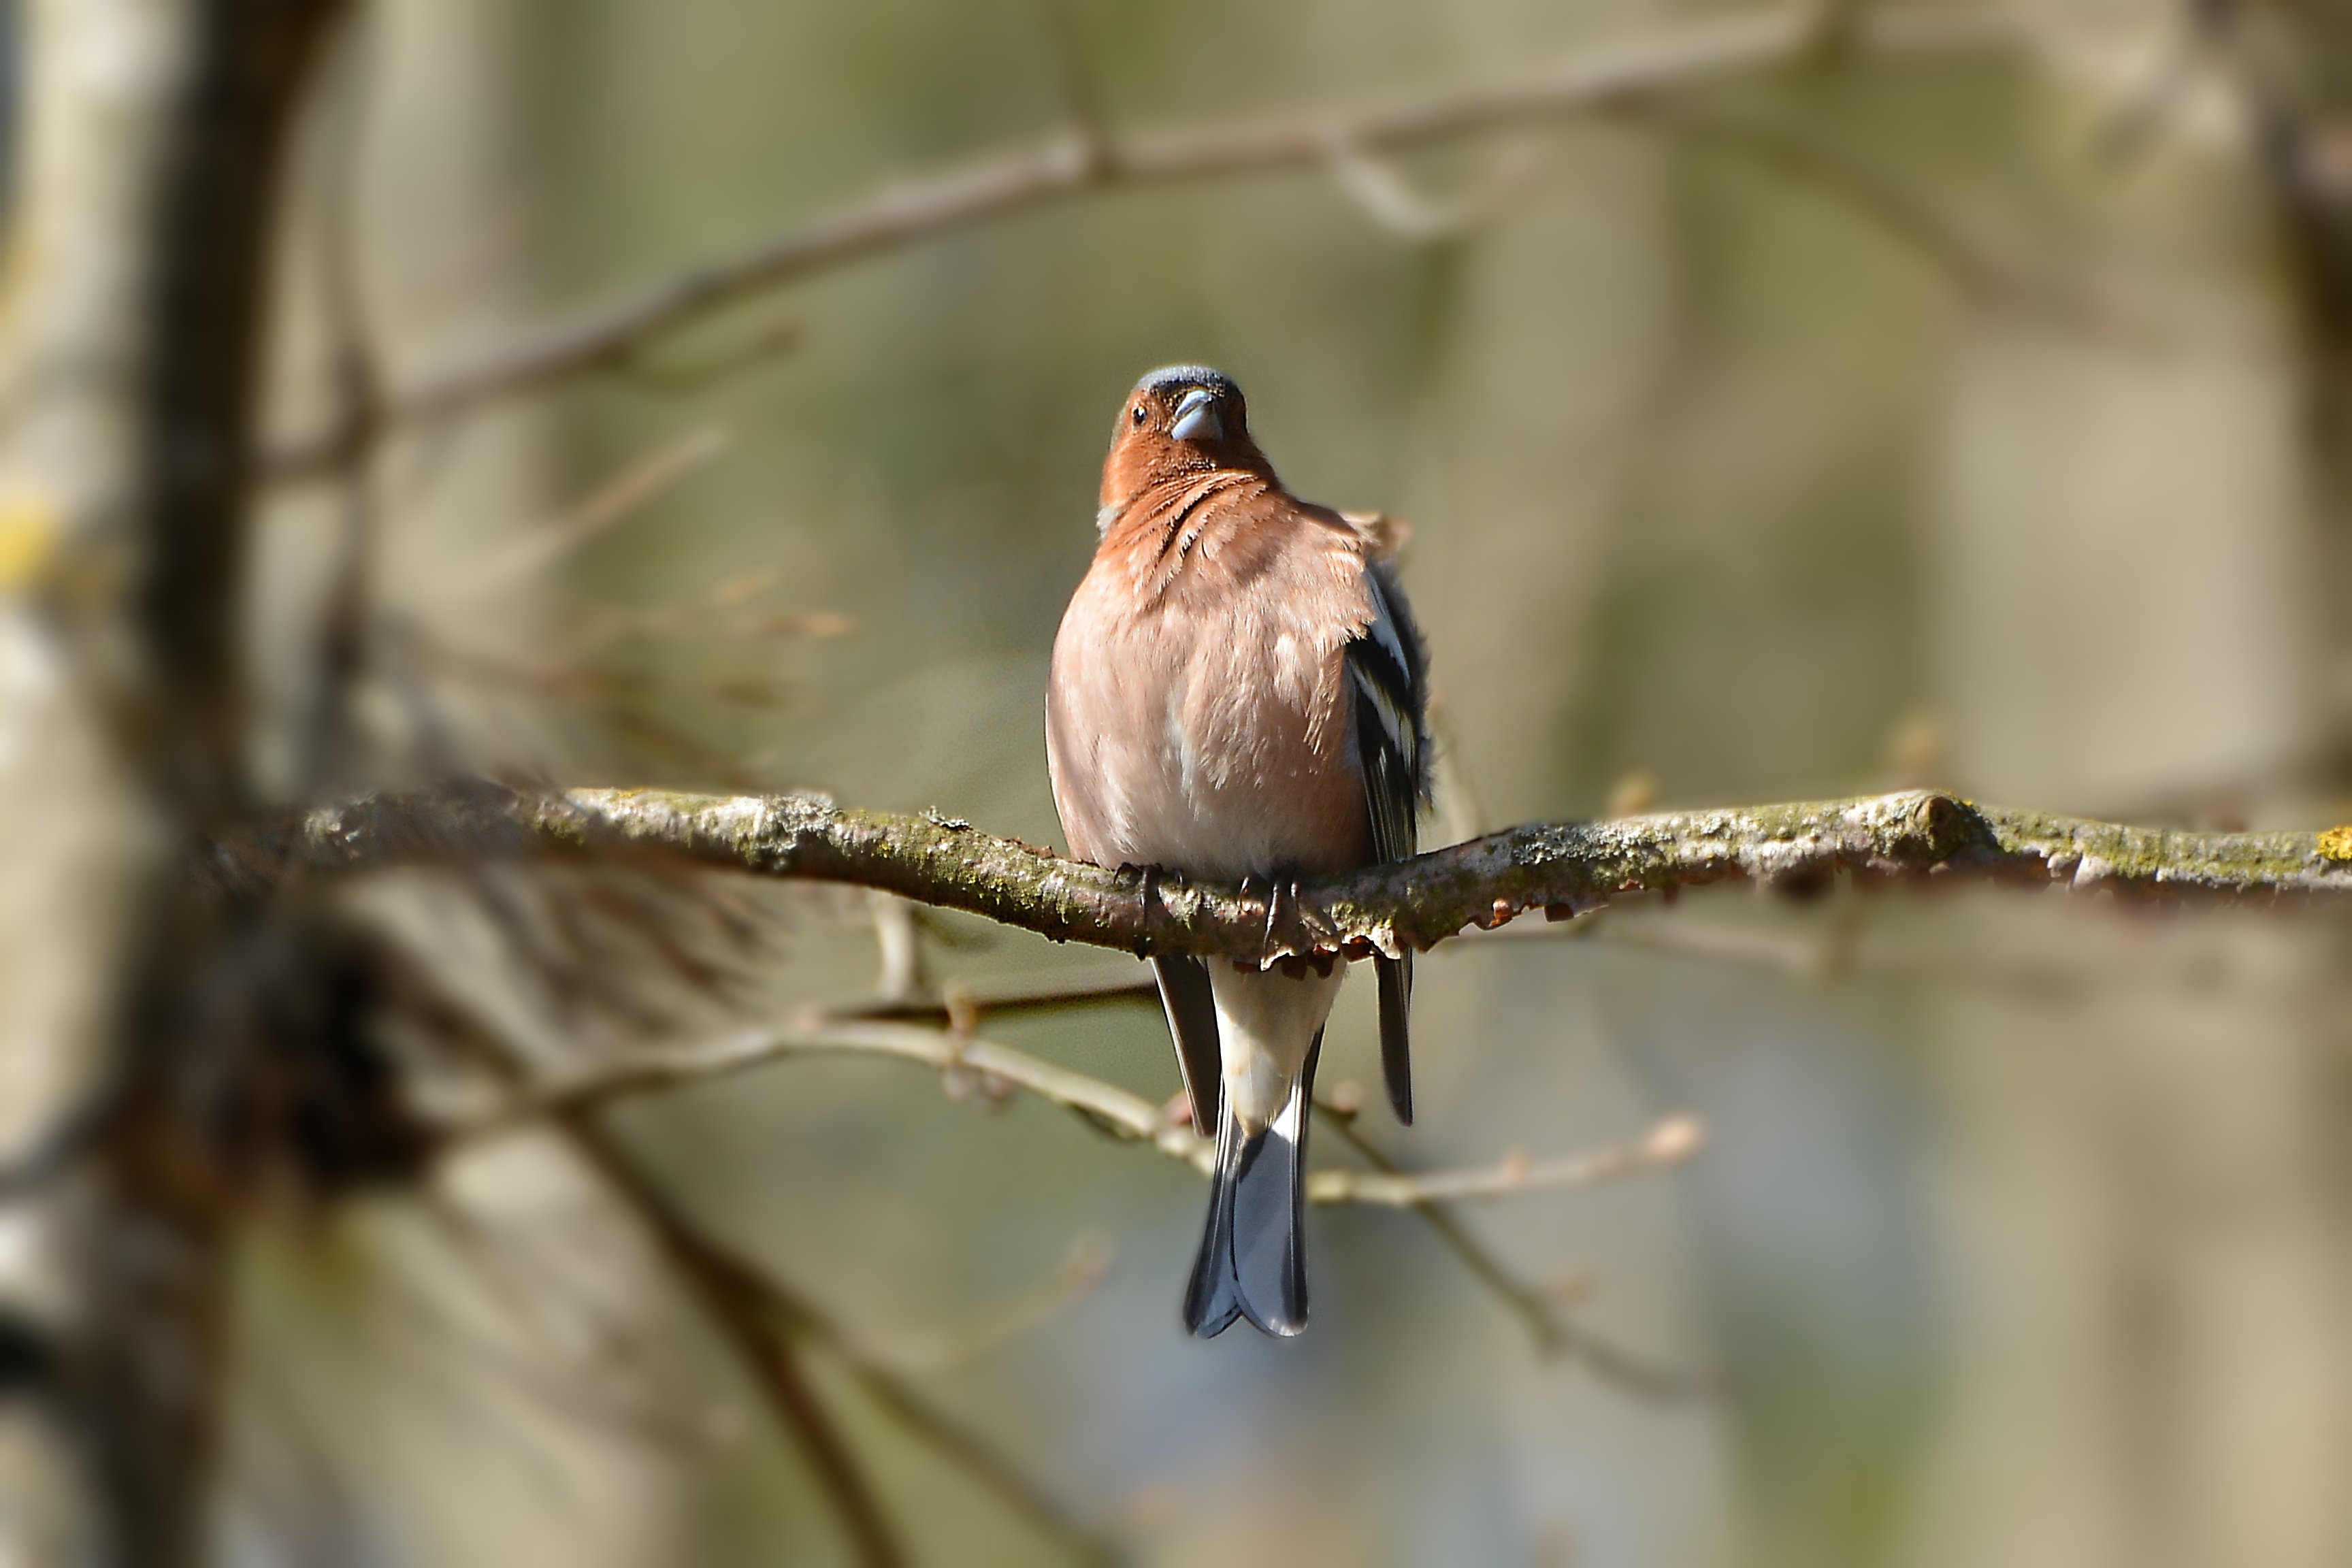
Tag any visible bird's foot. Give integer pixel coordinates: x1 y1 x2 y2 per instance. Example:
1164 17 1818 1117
1258 875 1305 970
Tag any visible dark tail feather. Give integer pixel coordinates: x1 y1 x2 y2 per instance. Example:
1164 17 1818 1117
1376 952 1413 1125
1183 1033 1322 1339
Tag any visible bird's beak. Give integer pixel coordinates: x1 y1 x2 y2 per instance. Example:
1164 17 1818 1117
1169 387 1224 443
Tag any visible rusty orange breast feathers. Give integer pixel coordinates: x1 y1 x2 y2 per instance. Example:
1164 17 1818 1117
1046 481 1383 881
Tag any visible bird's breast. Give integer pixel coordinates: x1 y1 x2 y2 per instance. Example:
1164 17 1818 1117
1047 542 1371 881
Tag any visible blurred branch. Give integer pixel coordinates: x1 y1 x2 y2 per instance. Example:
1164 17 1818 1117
2208 0 2352 780
455 1013 1705 1218
1638 103 2144 340
557 933 1709 1400
847 1232 1114 1375
800 1297 1117 1564
834 973 1159 1024
1476 900 2352 1004
0 0 350 1559
461 1016 1209 1166
468 425 734 593
1316 1109 1717 1400
455 998 1710 1396
296 7 389 794
1309 1114 1704 1206
550 1118 913 1568
447 1011 1115 1564
1328 141 1552 242
261 787 2352 967
402 636 796 712
263 1 2020 478
430 999 909 1566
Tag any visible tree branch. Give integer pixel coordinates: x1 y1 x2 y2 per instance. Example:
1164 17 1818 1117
263 1 2020 477
438 1012 912 1568
555 1122 912 1568
0 0 347 1558
451 1013 1703 1212
454 1007 1707 1403
265 787 2352 968
459 1017 1201 1164
1309 1114 1704 1206
1314 1108 1716 1399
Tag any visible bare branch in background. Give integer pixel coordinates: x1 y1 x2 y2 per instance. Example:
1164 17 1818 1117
847 1232 1115 1375
449 1012 1703 1209
1472 900 2352 1005
1328 140 1554 242
868 894 928 1004
468 425 734 593
295 5 390 795
836 973 1160 1024
0 1 350 1558
441 1005 1115 1565
459 1016 1200 1160
451 1007 1707 1403
1633 103 2151 341
445 1012 902 1567
264 1 2023 478
259 787 2352 968
1316 1108 1717 1400
551 1121 911 1568
1309 1114 1704 1206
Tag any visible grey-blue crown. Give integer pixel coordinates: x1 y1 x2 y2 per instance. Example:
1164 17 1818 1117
1136 364 1241 400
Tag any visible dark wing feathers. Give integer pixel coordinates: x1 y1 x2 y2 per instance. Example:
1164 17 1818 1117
1346 559 1431 1124
1152 554 1429 1140
1151 956 1223 1136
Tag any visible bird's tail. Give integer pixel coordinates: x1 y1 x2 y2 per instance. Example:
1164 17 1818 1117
1183 1030 1322 1339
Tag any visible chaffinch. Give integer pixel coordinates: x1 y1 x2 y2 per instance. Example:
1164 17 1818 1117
1045 365 1431 1338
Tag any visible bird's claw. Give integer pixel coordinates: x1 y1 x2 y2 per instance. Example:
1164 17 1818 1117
1257 875 1305 970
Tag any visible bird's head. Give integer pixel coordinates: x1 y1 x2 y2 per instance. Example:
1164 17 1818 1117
1099 365 1271 510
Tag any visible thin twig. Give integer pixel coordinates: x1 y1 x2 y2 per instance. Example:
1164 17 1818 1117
846 1232 1115 1376
832 972 1160 1024
450 1015 1705 1223
404 956 904 1562
1472 902 2352 1004
1308 1114 1704 1205
451 1005 1707 1405
263 1 2023 478
627 1184 1111 1565
1316 1109 1716 1400
404 637 796 711
1479 909 1842 974
467 425 734 593
1634 103 2146 341
429 971 1120 1563
803 1308 1117 1565
453 1016 1206 1167
549 1115 907 1567
443 992 1111 1563
295 6 390 794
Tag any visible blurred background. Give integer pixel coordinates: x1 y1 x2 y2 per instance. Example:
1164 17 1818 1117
8 0 2352 1563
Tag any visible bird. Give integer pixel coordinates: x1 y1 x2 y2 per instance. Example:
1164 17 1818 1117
1045 365 1431 1339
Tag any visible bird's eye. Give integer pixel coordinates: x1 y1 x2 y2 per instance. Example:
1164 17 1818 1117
1130 404 1147 425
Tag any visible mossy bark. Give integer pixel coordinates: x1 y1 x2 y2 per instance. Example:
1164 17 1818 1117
280 785 2352 970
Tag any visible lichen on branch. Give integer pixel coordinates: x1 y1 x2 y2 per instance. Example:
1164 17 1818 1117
269 784 2352 965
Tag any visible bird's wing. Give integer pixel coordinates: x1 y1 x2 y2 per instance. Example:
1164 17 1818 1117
1345 557 1431 1123
1150 956 1222 1137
